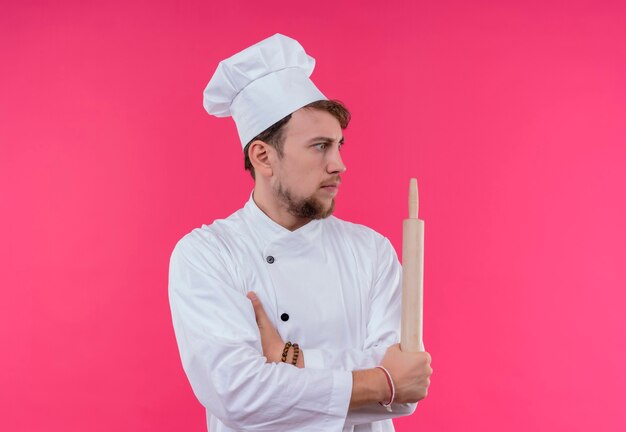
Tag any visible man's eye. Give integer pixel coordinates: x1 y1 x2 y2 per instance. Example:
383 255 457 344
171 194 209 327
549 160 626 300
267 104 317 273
315 143 328 150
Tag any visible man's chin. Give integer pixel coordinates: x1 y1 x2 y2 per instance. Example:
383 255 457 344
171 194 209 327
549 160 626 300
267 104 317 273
315 198 335 219
276 183 336 220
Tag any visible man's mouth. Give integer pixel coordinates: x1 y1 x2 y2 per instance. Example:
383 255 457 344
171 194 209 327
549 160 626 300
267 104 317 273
320 182 340 195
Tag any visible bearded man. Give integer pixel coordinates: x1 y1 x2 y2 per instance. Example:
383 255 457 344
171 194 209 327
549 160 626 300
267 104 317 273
169 33 433 432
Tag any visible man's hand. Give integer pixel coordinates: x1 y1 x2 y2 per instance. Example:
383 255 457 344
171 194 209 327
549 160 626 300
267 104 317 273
247 291 285 363
380 344 432 403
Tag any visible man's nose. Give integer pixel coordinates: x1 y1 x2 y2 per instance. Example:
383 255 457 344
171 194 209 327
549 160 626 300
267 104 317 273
327 147 347 174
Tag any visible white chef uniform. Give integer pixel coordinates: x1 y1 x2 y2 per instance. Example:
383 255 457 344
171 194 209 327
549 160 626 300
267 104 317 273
169 194 418 431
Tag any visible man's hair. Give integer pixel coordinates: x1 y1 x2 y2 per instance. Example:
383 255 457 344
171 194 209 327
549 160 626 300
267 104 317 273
243 100 351 180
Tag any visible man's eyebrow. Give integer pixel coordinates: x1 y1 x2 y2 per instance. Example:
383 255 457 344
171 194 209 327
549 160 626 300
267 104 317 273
307 136 345 144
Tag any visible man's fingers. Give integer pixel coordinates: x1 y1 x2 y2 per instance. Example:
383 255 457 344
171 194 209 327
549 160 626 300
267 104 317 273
246 291 271 328
246 291 284 363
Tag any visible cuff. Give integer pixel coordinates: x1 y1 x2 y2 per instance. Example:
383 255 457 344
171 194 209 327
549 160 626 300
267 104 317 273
323 370 352 429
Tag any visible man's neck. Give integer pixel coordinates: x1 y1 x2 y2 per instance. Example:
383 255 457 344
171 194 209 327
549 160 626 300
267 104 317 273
252 187 311 232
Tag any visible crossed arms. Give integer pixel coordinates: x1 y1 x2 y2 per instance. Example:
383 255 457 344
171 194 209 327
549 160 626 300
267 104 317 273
168 233 432 431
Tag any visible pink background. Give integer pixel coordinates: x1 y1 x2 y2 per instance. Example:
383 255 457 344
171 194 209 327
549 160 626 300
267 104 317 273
2 0 625 431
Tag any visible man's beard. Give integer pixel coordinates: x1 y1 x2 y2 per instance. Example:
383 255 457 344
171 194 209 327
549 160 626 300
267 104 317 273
275 181 335 220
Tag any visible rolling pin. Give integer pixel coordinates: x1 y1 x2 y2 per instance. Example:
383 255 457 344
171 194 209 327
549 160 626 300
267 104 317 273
400 178 424 352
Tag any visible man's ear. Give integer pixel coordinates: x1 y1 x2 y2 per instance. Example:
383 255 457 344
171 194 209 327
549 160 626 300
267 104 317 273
248 140 274 178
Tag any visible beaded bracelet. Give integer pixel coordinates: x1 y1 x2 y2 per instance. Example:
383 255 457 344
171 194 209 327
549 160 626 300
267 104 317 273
281 342 292 362
291 343 300 366
375 366 395 412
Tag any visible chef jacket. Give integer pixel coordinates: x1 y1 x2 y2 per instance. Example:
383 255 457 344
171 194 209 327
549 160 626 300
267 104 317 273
169 194 418 431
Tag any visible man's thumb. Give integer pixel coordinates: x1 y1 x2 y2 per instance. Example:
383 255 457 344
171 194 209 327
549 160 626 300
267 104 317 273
247 291 269 326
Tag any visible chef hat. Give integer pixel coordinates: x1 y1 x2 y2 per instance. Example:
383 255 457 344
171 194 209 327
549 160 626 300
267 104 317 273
203 33 327 148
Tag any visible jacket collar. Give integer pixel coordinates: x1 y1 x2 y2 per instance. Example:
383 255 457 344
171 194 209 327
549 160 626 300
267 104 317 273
243 191 323 250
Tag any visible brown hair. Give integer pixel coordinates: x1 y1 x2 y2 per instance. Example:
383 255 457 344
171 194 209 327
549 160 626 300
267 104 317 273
243 100 351 180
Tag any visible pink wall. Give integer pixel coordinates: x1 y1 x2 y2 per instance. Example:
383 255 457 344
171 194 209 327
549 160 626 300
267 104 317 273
2 1 625 430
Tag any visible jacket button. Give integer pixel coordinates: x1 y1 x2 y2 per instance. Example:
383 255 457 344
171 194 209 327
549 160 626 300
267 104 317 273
266 256 275 264
281 313 289 321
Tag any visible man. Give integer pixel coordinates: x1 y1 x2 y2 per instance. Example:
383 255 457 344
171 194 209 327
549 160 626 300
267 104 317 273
169 34 433 431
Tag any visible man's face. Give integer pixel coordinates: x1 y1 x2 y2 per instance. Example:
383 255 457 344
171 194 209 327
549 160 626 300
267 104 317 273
270 107 346 220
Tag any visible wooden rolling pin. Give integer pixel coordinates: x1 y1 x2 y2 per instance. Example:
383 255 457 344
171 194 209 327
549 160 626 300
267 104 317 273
400 178 424 352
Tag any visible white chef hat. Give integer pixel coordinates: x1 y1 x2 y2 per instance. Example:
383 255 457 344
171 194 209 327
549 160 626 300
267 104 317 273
203 33 327 148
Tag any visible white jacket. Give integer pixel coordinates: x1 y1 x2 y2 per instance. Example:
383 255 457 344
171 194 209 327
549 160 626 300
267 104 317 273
169 195 417 431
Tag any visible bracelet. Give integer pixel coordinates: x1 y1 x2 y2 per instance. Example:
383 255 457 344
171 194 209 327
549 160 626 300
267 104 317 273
375 366 395 412
291 343 300 366
281 342 292 362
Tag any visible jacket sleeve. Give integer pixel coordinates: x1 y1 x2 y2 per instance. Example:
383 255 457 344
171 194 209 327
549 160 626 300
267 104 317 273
303 236 419 426
168 232 352 431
